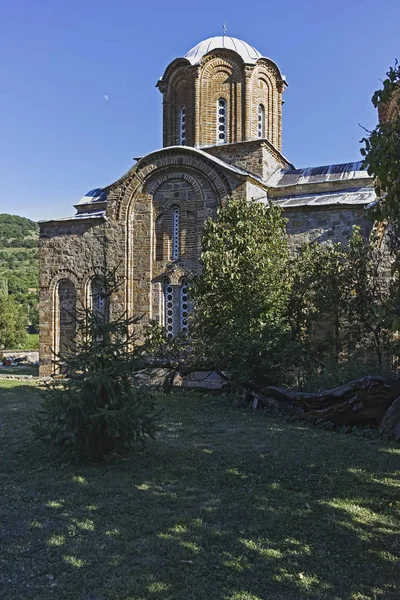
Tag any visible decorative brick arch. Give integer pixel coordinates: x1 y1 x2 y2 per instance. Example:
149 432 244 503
145 170 204 201
251 64 279 146
113 150 233 222
199 55 244 144
47 269 80 295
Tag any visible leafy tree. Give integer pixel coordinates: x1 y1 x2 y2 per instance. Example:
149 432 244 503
360 62 400 229
33 267 159 463
289 228 392 372
360 62 400 351
288 241 346 367
0 292 28 349
191 198 292 387
342 226 391 367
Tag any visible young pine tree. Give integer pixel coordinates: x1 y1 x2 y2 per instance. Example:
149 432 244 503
33 266 159 463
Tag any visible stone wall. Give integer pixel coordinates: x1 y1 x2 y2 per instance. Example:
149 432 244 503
39 148 248 376
205 139 290 181
284 206 373 249
1 350 39 363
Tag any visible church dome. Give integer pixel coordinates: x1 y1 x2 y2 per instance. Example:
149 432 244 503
184 36 263 65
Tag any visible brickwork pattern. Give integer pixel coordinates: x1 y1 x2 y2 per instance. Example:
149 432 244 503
158 49 286 151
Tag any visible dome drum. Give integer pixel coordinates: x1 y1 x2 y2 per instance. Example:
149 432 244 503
157 36 287 151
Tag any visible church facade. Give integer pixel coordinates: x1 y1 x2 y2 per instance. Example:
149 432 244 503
38 36 377 376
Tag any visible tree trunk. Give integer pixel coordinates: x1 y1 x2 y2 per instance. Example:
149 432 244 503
242 376 400 427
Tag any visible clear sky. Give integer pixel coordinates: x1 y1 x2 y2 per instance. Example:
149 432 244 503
0 0 399 221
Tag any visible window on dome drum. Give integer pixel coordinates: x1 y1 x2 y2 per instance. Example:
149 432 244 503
217 98 227 144
172 206 180 260
258 104 265 138
179 107 186 145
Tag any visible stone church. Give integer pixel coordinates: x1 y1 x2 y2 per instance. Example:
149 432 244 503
39 35 377 376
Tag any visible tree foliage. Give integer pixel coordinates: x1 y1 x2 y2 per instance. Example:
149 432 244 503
186 198 393 390
0 214 39 339
33 267 159 463
360 62 400 229
191 198 292 386
0 292 28 349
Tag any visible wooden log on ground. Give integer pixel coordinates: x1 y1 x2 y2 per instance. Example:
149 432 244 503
243 376 400 427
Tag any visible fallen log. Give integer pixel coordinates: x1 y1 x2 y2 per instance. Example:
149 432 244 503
243 376 400 427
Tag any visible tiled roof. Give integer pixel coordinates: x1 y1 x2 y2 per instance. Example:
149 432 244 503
276 162 369 187
271 186 376 208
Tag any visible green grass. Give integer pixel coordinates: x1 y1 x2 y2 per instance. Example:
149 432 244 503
1 381 399 600
16 333 39 350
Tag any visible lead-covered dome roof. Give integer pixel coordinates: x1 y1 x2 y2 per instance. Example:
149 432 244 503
184 36 263 65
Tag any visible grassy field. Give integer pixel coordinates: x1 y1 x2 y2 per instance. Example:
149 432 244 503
1 381 399 600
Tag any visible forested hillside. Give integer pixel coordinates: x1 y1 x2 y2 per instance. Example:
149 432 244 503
0 214 39 336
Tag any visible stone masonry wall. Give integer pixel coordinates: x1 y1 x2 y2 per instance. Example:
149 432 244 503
205 140 290 181
284 206 373 250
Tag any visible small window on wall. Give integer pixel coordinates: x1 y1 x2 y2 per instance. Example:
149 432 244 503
217 98 227 144
179 107 186 145
180 282 189 334
172 206 180 260
258 104 265 138
164 282 174 339
92 277 108 322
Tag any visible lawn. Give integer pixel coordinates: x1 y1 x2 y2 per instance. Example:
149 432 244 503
0 381 399 600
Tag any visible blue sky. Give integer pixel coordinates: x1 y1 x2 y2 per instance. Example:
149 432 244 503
0 0 399 221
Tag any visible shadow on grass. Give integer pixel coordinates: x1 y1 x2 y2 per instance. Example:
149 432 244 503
1 382 399 600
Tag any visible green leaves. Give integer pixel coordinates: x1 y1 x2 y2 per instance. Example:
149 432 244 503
191 198 291 386
0 291 28 349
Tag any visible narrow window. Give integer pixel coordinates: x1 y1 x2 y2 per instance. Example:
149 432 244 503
92 277 108 323
180 282 189 334
164 282 174 339
57 279 76 370
258 104 265 138
172 206 180 260
179 107 186 145
217 98 227 144
155 214 164 261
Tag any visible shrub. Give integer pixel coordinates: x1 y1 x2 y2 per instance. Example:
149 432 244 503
33 268 159 463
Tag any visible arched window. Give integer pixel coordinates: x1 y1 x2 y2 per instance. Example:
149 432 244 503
57 279 76 366
155 214 164 261
163 280 190 338
180 282 189 334
179 107 186 145
217 98 227 144
258 104 265 138
172 206 180 260
164 281 175 339
91 277 108 323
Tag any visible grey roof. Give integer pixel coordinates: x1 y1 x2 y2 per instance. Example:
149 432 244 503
184 36 263 65
77 188 107 205
271 186 376 208
39 210 106 224
276 161 370 187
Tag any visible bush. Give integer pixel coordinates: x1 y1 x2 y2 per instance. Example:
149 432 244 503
33 269 159 462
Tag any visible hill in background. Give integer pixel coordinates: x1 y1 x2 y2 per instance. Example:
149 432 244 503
0 214 39 340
